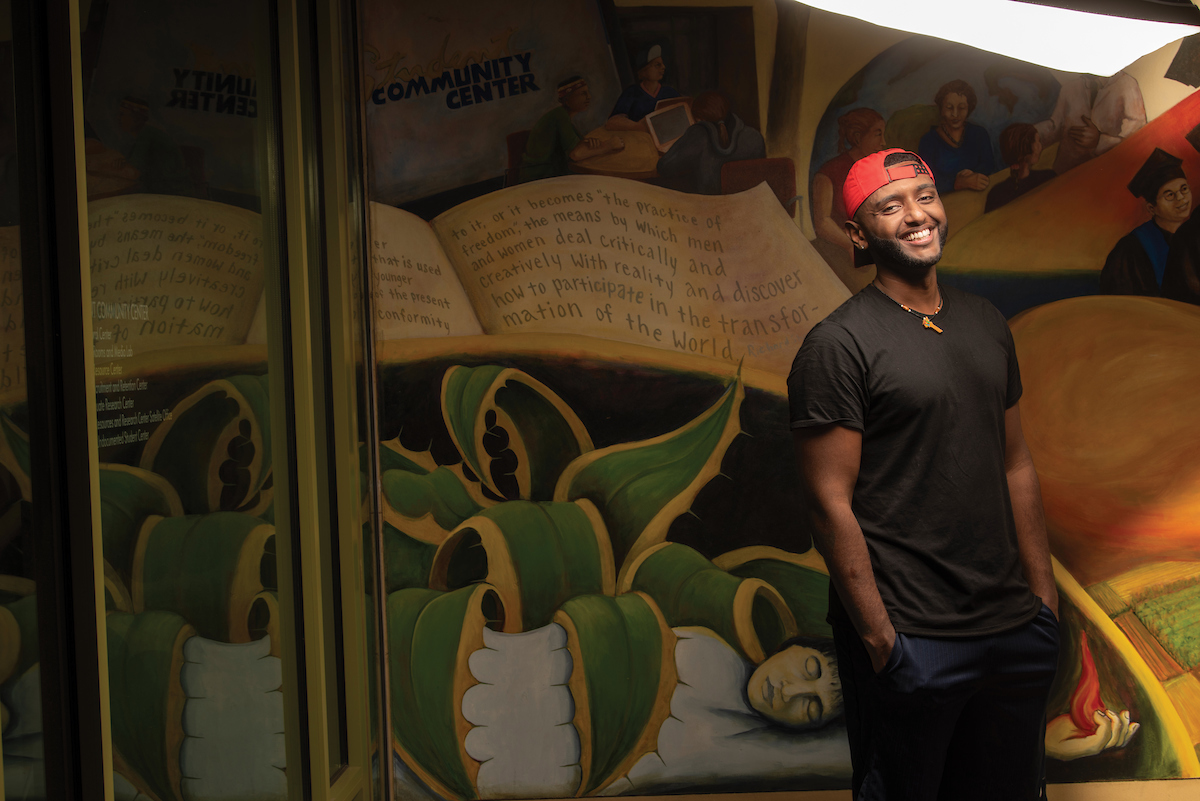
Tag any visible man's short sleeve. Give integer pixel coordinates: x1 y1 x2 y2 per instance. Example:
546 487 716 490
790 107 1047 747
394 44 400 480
787 323 868 432
1004 322 1023 409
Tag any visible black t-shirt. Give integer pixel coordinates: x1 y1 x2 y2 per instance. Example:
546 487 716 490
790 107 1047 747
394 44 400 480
787 284 1039 637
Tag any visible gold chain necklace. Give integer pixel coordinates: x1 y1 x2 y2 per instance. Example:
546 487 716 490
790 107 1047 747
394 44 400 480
874 282 944 333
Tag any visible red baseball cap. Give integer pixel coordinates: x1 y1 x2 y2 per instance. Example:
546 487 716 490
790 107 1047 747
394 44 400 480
842 148 936 221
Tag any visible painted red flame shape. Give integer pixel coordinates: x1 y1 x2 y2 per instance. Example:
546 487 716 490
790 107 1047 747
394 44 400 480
1068 631 1106 735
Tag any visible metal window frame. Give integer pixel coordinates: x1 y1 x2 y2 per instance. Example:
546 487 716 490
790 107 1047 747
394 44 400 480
12 0 110 796
274 0 377 797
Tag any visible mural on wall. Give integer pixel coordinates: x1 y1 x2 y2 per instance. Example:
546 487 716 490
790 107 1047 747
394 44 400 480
363 1 1200 799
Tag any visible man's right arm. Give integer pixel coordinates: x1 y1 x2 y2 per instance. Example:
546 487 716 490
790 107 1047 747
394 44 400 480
793 424 895 672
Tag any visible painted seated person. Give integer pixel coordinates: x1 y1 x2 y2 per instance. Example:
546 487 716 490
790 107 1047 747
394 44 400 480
985 123 1056 213
606 44 681 133
810 107 887 292
519 76 624 183
812 108 886 255
918 79 996 195
1101 147 1191 296
655 91 765 195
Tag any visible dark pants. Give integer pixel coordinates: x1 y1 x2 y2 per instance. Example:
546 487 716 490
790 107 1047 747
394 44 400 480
832 605 1060 801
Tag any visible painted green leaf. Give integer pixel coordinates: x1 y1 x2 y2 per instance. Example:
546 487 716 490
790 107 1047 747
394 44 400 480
107 610 195 801
139 374 272 517
554 592 675 795
382 521 439 592
362 439 428 505
554 376 744 573
359 440 426 509
1 594 39 688
99 464 184 588
134 512 275 643
430 499 615 631
375 438 494 543
441 365 593 501
380 467 483 545
0 414 30 482
715 546 833 640
621 542 796 664
0 415 31 514
378 439 435 475
388 584 505 800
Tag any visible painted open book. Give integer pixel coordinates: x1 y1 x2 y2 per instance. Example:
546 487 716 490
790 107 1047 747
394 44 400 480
369 175 852 375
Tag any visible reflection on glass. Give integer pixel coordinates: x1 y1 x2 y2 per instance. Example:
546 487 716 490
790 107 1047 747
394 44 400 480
0 2 43 797
80 1 290 798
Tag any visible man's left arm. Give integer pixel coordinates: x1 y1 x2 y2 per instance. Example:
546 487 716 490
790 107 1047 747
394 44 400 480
1005 401 1058 617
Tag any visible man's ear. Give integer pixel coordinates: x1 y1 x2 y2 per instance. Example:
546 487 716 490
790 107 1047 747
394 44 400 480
845 219 868 251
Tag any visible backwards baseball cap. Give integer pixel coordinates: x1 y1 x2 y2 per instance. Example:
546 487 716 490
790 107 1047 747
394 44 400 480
843 148 935 221
636 44 663 70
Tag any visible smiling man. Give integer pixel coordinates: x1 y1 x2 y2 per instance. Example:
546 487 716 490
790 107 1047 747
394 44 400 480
787 149 1060 800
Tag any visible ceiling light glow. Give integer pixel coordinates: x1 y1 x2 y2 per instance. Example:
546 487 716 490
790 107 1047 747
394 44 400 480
799 0 1198 75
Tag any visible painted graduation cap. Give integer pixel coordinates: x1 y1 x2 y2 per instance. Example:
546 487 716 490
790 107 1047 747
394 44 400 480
1127 147 1186 203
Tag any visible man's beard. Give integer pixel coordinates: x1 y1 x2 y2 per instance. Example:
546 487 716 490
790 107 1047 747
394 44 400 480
864 222 947 278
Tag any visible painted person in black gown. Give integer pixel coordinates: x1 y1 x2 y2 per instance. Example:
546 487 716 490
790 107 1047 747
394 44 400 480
1099 148 1191 296
1161 123 1200 305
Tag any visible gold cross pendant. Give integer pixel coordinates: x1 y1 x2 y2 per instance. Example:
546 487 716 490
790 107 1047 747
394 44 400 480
922 317 944 334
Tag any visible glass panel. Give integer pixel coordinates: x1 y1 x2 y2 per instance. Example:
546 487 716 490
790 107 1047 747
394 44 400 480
0 0 43 796
78 1 296 798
